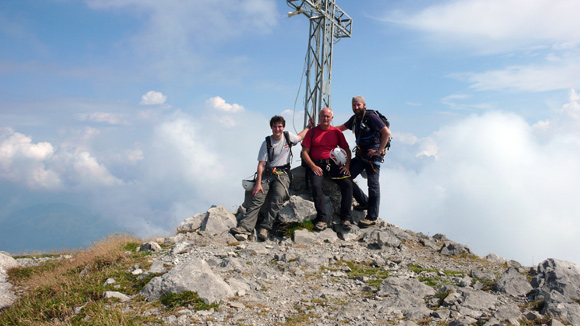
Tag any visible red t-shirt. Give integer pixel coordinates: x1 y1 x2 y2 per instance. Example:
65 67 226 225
302 125 349 160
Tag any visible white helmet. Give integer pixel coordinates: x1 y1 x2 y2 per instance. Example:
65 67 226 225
330 147 347 166
242 179 255 191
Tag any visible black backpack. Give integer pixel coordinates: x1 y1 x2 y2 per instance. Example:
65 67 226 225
356 110 391 151
366 109 390 129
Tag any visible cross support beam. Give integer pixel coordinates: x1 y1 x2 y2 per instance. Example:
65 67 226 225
287 0 352 128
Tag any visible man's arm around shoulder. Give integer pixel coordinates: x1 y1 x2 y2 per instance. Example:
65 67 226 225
296 117 316 141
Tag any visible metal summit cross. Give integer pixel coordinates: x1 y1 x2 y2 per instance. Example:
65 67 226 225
287 0 352 128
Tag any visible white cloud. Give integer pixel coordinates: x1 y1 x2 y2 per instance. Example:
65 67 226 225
69 151 123 187
5 90 580 267
86 0 278 59
140 91 167 105
206 96 244 113
383 0 580 54
533 89 580 136
383 0 580 93
456 59 580 92
384 105 580 266
0 128 62 190
78 112 128 125
0 126 125 190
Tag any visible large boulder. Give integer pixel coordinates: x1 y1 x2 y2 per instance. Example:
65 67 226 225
530 258 580 325
0 252 18 272
377 276 436 306
177 206 236 236
360 229 402 249
494 267 532 297
277 195 317 224
141 258 235 304
531 258 580 300
439 241 472 256
0 252 18 309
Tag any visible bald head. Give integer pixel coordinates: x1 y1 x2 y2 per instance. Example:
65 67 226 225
318 107 334 129
320 107 333 117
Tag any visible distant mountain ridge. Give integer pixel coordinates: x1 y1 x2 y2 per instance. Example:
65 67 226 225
0 203 122 254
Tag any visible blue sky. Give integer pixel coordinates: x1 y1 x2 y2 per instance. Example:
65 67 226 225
1 0 580 266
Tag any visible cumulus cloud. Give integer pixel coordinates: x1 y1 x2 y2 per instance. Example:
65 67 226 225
140 91 167 105
68 151 124 187
534 89 580 136
206 96 244 113
0 126 125 191
384 96 580 265
0 128 62 190
7 89 580 267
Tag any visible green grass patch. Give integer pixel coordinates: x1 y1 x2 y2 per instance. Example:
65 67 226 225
339 260 389 289
160 291 219 311
276 220 315 239
408 264 468 288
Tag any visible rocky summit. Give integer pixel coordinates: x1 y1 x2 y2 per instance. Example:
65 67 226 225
5 209 580 325
1 171 580 325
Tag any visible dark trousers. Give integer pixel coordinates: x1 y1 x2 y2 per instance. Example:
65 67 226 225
307 169 353 224
349 156 381 220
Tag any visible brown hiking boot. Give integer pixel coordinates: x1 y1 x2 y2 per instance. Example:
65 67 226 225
314 221 327 231
230 225 250 235
358 219 377 228
341 220 352 231
258 228 269 241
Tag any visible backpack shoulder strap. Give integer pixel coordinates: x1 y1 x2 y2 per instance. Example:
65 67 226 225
284 131 293 162
265 136 272 162
283 131 292 147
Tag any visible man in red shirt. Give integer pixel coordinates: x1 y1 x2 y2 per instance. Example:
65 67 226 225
301 108 353 231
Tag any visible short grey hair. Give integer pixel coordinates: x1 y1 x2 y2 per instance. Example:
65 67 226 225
352 95 365 104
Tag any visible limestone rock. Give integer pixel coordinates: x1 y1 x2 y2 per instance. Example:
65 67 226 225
494 267 532 296
277 195 317 224
176 205 236 236
139 241 162 252
141 258 235 304
439 241 472 256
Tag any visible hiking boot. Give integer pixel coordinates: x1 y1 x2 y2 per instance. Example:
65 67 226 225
258 228 269 241
230 225 250 236
341 220 352 231
233 233 249 241
358 219 377 228
314 221 327 232
354 204 368 211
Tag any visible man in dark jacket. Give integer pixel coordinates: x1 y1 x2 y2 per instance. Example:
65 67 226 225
337 96 391 228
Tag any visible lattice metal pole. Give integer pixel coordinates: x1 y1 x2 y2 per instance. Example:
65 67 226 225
287 0 352 128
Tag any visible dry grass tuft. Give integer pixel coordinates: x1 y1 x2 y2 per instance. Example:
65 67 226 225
1 233 161 325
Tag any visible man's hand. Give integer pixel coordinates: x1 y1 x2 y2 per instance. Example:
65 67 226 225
339 165 350 176
311 165 323 176
252 183 264 196
367 148 383 157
